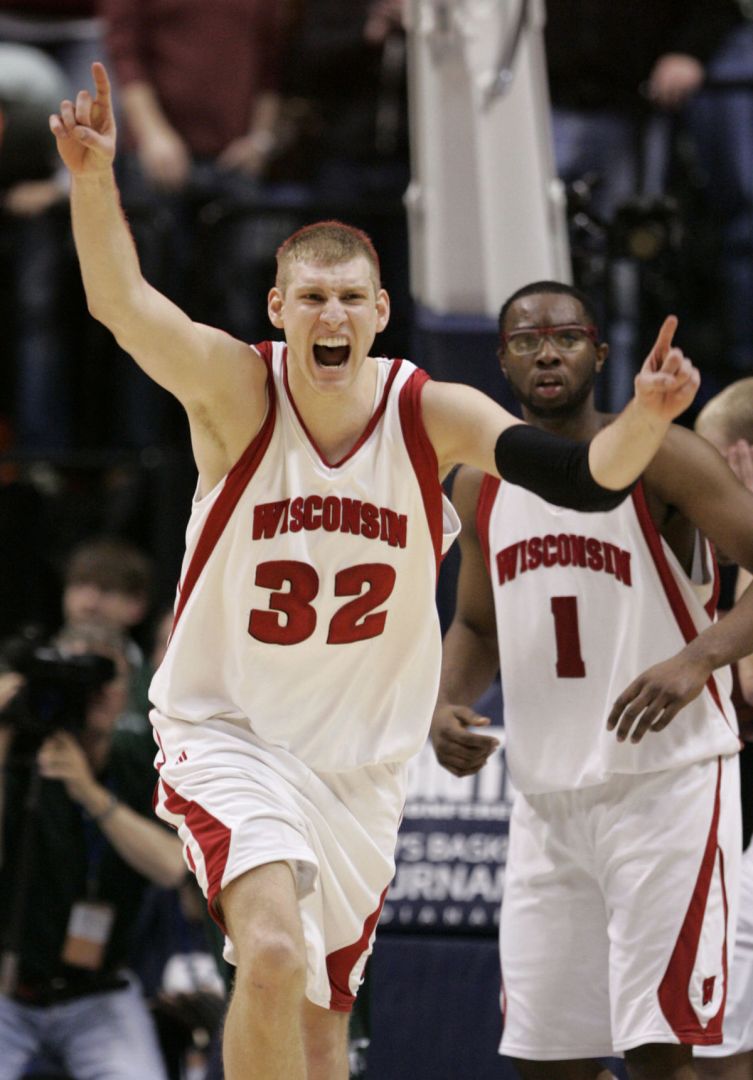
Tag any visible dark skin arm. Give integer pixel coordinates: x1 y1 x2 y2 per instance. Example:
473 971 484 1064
608 424 753 742
431 468 501 777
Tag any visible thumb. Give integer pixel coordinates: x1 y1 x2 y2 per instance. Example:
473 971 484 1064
464 713 492 729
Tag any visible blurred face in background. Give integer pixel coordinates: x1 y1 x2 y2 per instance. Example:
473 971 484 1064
64 582 147 631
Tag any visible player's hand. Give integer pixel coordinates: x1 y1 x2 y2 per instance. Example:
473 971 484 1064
49 61 116 177
431 704 499 777
606 653 712 743
633 316 700 424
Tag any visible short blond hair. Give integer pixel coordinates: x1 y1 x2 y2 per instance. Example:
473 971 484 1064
695 377 753 448
275 220 381 294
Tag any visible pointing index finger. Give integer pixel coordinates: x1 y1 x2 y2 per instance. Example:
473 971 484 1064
91 61 112 104
651 315 678 368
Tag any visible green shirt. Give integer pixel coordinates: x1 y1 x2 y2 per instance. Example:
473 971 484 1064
0 729 161 984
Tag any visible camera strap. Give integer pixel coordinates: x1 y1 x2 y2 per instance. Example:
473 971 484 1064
59 793 117 972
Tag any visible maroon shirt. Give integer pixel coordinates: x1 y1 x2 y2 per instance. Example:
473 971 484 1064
0 2 99 13
102 0 283 156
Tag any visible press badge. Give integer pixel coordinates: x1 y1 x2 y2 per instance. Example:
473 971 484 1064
60 901 115 970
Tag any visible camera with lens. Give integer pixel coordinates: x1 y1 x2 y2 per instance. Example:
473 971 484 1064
0 630 116 744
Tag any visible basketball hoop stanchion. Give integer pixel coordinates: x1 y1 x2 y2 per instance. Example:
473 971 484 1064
405 0 570 327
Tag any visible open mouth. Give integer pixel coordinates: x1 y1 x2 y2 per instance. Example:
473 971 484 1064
314 337 351 368
534 376 564 395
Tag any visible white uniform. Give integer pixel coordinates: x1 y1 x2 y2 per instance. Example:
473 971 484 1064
476 476 742 1057
695 838 753 1060
151 341 460 1010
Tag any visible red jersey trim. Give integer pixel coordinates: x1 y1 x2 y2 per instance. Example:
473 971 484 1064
171 344 277 632
657 757 729 1043
631 483 729 725
326 886 389 1012
477 474 502 576
159 777 233 935
283 351 404 468
398 368 444 577
706 548 721 622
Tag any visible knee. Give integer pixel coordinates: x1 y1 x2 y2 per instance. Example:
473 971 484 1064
235 928 307 998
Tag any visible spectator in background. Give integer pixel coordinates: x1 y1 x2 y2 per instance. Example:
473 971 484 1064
694 379 753 1079
274 0 412 358
62 535 156 730
100 0 287 370
0 41 72 454
0 3 106 453
0 44 69 639
543 0 744 410
684 19 753 393
0 619 185 1080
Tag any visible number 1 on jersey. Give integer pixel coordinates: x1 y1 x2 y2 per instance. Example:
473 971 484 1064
550 596 586 678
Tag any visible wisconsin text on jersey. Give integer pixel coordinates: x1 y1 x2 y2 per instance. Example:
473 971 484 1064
495 533 632 586
252 496 408 548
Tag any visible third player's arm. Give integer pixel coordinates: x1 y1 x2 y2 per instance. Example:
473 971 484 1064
432 468 501 777
608 426 753 741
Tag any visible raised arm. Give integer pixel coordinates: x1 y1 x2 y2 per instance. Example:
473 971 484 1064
423 316 699 506
431 468 501 778
49 62 268 487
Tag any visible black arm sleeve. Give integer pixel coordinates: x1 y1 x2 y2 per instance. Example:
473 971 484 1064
494 425 636 512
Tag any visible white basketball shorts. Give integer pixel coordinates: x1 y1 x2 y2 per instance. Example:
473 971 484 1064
695 837 753 1059
151 710 406 1012
499 755 741 1060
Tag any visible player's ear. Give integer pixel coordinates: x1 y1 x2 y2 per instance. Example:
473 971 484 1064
375 288 390 333
268 287 284 329
498 347 508 379
595 343 609 373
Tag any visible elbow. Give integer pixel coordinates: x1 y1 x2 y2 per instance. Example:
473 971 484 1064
159 855 189 890
148 841 188 890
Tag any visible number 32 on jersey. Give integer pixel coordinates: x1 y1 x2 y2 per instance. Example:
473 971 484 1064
248 559 396 645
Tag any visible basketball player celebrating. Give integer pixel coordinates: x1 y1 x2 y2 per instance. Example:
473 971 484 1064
432 283 753 1080
51 64 701 1080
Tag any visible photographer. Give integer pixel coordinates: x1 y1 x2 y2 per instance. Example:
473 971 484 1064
0 620 185 1080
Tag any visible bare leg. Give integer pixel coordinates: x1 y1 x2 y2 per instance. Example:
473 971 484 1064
220 862 308 1080
695 1052 753 1080
302 998 350 1080
625 1043 696 1080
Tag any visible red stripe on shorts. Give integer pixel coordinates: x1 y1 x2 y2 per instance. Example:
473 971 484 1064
326 886 389 1012
161 778 232 932
657 758 728 1043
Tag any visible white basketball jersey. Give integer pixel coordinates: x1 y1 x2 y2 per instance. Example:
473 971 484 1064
477 476 739 795
150 341 460 771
